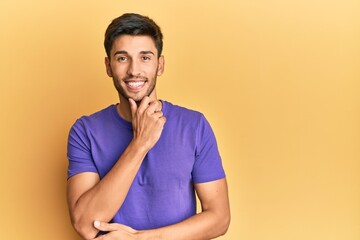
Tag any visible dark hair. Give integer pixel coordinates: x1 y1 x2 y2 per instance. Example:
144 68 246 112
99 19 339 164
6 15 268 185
104 13 163 58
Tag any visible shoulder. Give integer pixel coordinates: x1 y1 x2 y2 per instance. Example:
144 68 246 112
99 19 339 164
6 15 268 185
162 100 204 122
70 105 116 132
162 101 213 139
79 105 115 122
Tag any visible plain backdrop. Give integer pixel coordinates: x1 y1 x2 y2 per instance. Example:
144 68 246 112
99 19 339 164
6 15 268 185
0 0 359 239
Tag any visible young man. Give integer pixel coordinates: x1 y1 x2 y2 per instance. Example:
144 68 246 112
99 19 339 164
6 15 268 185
67 13 230 240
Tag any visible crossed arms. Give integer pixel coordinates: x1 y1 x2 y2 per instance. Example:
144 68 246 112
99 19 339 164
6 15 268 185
67 97 230 240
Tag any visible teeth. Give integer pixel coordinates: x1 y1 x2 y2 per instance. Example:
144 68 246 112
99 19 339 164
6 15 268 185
127 81 144 87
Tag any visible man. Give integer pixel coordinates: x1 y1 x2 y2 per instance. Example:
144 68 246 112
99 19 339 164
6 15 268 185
67 13 230 240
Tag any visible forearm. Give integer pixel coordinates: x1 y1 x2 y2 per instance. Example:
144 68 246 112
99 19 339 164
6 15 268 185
139 209 230 240
70 139 148 238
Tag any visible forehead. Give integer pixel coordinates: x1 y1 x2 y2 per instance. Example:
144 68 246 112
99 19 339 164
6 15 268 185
111 35 157 55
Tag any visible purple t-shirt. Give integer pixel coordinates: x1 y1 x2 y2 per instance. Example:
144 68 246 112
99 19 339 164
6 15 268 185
67 101 225 230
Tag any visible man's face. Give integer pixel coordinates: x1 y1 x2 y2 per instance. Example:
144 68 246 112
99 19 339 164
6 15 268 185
105 35 164 103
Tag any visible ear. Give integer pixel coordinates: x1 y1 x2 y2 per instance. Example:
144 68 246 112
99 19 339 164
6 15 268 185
105 57 113 77
157 55 165 76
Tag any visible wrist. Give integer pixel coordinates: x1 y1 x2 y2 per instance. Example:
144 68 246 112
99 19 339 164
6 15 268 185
129 138 151 155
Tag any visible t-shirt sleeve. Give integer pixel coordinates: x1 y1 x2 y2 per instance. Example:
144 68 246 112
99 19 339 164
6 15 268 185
192 114 226 183
67 119 98 179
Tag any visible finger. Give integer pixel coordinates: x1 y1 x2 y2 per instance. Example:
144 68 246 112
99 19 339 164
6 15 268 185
117 224 137 233
157 116 166 129
93 220 118 232
156 100 162 112
137 96 151 113
160 116 167 125
129 98 137 121
155 115 166 126
146 100 161 114
153 111 164 119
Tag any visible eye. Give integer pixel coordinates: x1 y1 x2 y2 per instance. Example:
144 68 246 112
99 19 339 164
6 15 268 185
142 56 151 61
117 56 128 62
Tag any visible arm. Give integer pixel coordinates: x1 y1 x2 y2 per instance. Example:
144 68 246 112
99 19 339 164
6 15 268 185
67 140 148 239
94 178 231 240
67 97 166 240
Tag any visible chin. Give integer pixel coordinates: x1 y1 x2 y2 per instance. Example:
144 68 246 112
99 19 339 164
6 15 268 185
117 86 155 103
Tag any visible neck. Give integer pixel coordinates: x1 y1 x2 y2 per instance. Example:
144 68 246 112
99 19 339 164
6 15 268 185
117 100 132 122
117 94 159 122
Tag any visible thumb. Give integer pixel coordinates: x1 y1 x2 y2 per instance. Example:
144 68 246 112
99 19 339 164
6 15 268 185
128 98 137 120
93 220 117 232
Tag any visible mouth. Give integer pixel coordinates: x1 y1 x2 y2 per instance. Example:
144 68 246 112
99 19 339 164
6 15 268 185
125 80 147 90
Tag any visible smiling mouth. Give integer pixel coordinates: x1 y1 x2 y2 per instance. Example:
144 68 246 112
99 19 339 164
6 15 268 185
125 80 146 89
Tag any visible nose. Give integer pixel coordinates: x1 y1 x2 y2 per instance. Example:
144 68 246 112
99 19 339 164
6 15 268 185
127 59 141 76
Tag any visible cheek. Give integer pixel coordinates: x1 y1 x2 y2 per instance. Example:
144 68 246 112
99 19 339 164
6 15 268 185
147 64 160 76
112 64 128 76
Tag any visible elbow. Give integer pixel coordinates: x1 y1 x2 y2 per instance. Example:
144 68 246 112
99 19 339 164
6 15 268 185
222 214 231 235
219 213 231 236
71 214 98 240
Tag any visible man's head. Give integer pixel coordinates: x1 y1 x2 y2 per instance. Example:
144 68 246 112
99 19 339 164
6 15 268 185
104 13 165 104
104 13 163 58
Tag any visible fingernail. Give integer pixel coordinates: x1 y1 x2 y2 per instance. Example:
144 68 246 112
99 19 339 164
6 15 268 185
94 220 100 228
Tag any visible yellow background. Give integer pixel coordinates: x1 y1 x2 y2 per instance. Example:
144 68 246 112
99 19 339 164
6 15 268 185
1 0 359 239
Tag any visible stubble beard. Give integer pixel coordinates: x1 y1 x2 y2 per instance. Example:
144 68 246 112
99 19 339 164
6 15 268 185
113 74 157 104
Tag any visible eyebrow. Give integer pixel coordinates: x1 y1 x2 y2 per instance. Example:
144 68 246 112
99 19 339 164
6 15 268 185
113 50 128 56
113 50 155 56
140 51 155 55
